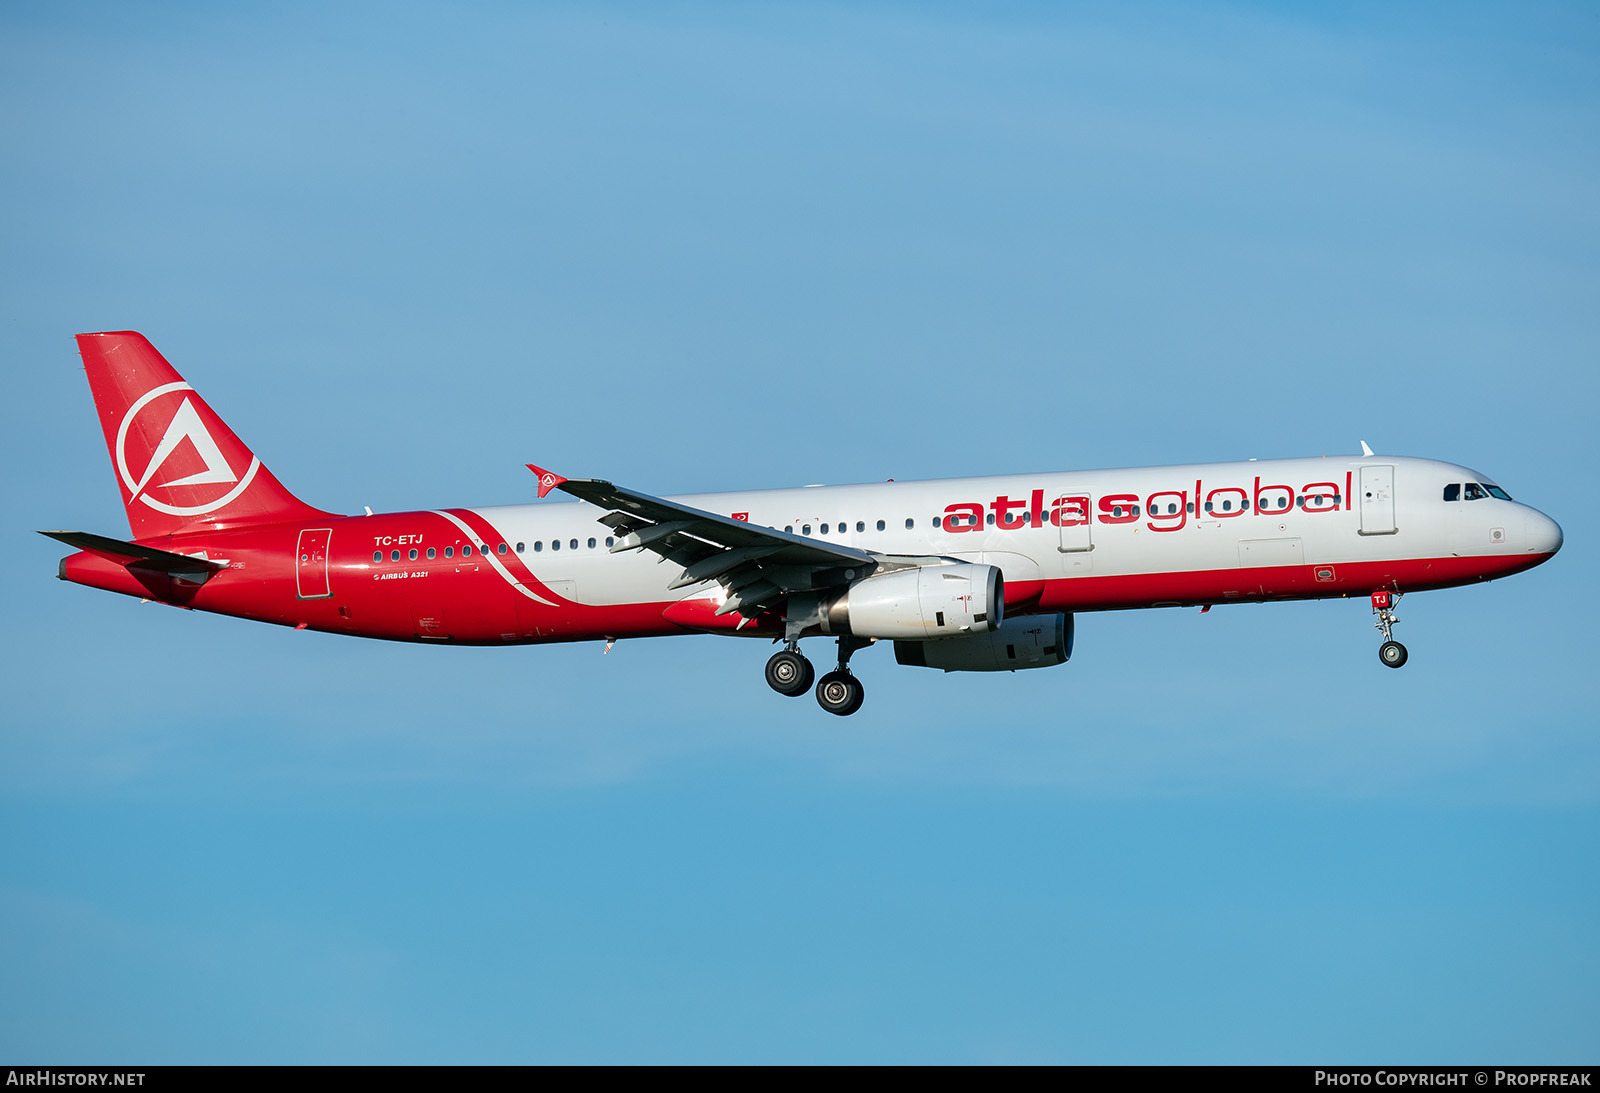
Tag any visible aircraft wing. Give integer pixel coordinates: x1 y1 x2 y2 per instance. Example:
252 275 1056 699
528 466 876 617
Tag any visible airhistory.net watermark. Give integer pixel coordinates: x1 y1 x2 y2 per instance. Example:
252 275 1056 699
5 1073 145 1087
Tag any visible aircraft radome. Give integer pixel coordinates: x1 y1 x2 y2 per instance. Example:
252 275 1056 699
44 332 1564 716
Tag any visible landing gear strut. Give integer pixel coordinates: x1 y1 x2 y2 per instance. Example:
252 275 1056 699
815 635 871 717
1372 590 1408 669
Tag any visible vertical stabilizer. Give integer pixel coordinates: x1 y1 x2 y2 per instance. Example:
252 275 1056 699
76 331 334 539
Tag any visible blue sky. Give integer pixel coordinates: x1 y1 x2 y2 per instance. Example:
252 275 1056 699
3 0 1597 1062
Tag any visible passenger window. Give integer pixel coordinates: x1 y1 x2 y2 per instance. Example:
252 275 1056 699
821 523 829 534
1204 502 1213 513
605 537 614 547
497 543 507 555
588 538 596 548
933 516 942 528
569 539 578 550
408 549 418 560
552 540 560 551
373 551 382 563
445 547 453 558
390 550 400 561
785 525 794 534
534 542 543 552
986 513 996 525
462 545 472 556
1221 501 1232 512
876 520 885 531
802 524 811 535
427 547 436 559
905 518 914 529
857 521 865 532
515 542 524 553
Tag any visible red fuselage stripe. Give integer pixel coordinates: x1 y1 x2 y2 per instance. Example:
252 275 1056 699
58 518 1554 645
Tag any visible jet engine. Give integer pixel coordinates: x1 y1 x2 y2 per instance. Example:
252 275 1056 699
820 563 1002 640
894 613 1074 672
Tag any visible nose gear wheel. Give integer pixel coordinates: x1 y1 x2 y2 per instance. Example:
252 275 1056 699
1371 591 1408 669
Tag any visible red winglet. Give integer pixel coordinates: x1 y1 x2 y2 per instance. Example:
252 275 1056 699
526 464 568 499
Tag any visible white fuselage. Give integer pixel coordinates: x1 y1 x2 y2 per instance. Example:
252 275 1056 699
457 455 1560 617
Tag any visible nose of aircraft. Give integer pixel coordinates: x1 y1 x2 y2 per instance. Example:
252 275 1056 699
1524 508 1564 557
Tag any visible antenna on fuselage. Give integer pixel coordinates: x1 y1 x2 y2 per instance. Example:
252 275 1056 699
1360 441 1374 457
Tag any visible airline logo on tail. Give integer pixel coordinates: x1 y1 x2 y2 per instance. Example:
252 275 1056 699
116 381 262 517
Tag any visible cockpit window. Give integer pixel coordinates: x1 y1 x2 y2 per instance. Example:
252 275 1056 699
1443 484 1461 502
1464 482 1488 501
1484 483 1512 500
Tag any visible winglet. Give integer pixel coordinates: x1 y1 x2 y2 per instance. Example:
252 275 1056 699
526 464 568 499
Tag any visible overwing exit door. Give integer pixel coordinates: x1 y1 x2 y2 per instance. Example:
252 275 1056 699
1056 492 1093 559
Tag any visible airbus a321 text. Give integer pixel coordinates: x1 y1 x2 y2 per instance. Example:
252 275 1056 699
44 332 1564 716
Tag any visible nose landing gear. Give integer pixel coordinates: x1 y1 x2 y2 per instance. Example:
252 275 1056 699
1372 590 1408 668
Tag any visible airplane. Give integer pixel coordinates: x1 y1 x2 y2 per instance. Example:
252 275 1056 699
43 331 1564 716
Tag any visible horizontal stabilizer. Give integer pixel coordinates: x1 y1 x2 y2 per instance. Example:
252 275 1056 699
39 530 228 574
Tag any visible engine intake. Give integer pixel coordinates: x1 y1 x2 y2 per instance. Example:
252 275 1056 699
821 563 1002 640
895 613 1074 672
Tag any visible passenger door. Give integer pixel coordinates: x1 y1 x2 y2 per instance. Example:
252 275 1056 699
295 528 332 599
1358 466 1397 535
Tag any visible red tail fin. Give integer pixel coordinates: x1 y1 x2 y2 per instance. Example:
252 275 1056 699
76 331 333 539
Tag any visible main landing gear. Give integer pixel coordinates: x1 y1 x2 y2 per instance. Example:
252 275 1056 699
764 647 814 696
764 636 871 715
1372 590 1408 669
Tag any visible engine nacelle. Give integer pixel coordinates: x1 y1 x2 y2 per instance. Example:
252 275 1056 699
821 563 1003 640
894 613 1074 672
